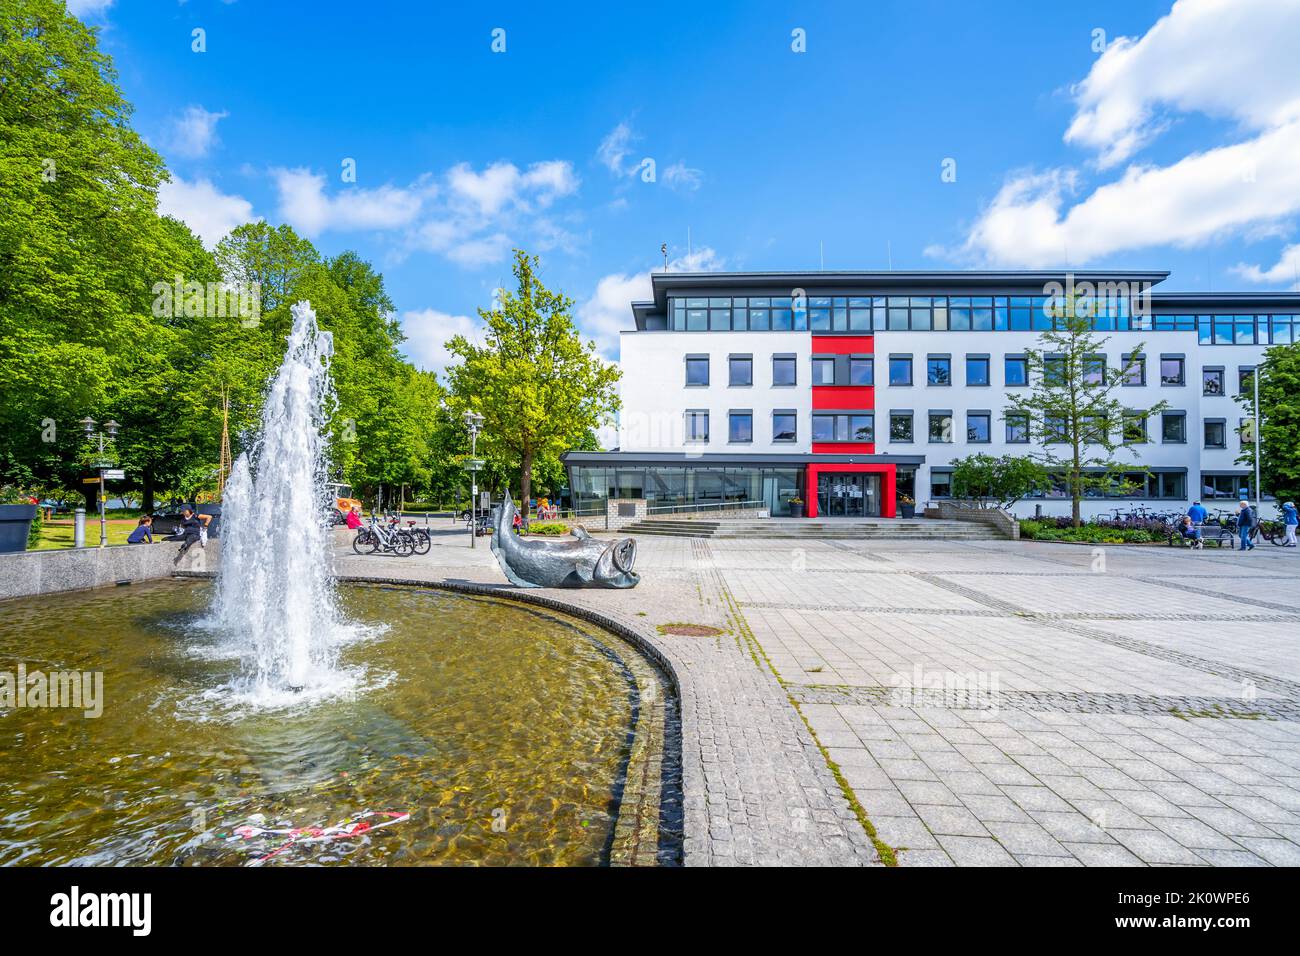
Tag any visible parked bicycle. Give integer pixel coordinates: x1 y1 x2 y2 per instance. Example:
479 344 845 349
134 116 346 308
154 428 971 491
353 515 414 556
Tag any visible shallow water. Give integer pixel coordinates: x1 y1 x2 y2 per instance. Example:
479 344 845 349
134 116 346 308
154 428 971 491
0 579 678 866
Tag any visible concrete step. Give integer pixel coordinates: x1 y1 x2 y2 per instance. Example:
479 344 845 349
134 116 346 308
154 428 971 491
622 517 1004 540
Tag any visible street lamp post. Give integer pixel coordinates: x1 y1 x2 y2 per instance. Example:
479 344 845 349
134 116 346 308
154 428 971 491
1254 366 1263 516
80 417 119 548
463 411 485 548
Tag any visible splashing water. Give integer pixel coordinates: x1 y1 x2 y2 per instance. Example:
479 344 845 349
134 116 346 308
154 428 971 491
211 301 364 706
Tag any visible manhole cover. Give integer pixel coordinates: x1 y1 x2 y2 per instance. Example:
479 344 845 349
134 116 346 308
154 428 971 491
656 623 725 637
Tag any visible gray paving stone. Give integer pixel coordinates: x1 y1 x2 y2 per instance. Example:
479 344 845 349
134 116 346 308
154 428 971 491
985 821 1070 856
915 804 991 837
1063 842 1146 866
1233 837 1300 866
1108 828 1209 865
936 835 1019 866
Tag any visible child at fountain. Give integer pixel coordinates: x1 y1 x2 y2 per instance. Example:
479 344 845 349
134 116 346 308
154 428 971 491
126 515 153 544
164 507 211 554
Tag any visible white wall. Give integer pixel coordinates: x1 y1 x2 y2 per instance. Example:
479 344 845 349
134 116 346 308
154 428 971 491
618 330 812 453
872 329 1271 518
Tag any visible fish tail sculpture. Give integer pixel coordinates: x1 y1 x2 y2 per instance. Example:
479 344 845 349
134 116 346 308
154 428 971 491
490 498 639 589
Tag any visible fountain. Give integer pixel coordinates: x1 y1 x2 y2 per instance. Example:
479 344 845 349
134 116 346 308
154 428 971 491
211 301 353 702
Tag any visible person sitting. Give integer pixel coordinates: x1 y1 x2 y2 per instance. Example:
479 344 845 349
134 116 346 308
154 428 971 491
1177 515 1203 549
163 507 211 555
345 506 362 530
126 515 153 544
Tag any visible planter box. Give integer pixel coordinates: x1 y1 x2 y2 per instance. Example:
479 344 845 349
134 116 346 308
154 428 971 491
899 503 916 519
789 502 805 518
0 504 38 553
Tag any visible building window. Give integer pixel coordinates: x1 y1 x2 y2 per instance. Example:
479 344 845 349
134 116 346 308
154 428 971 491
890 412 913 442
1044 357 1067 386
928 412 953 443
685 356 709 387
1204 420 1226 448
1044 415 1068 443
1082 414 1109 444
1238 366 1255 395
728 411 753 443
966 356 990 386
967 412 991 443
1160 356 1185 386
685 410 709 443
1123 412 1147 444
930 470 952 498
849 357 874 385
889 355 912 386
1202 474 1253 499
773 412 797 442
1004 355 1028 387
1121 354 1145 386
1083 355 1106 386
927 355 952 386
1203 368 1225 396
812 413 874 443
772 355 796 387
1162 412 1187 444
812 356 836 385
1006 412 1030 443
728 355 752 387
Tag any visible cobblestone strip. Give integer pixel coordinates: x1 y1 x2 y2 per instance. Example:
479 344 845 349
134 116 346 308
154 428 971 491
787 683 1300 720
737 600 1298 623
1132 575 1300 614
888 569 1300 700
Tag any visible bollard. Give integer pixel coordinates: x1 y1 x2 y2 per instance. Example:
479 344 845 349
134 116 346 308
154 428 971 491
74 508 86 548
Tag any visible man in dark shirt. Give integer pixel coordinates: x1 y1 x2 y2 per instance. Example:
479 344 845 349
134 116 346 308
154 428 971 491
164 508 211 555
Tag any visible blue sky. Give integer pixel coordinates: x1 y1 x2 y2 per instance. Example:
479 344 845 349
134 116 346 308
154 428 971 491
74 0 1300 373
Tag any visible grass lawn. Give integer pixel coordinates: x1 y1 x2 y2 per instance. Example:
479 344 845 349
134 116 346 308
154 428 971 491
34 518 144 550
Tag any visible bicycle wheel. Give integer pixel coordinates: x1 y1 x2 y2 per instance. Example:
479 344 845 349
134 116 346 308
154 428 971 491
393 532 415 556
411 530 431 555
352 529 377 554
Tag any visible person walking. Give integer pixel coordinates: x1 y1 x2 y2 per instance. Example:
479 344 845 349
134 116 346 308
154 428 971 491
1237 499 1257 551
1283 501 1298 548
1187 500 1207 526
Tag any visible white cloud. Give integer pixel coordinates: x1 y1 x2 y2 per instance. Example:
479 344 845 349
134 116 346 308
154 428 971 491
1066 0 1300 169
662 162 703 192
1233 242 1300 289
398 308 483 380
446 160 578 216
66 0 113 17
597 122 637 175
577 247 723 356
165 105 228 160
271 167 428 237
156 175 256 247
937 0 1300 271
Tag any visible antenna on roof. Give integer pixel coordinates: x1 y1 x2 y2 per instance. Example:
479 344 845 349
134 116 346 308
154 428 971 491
887 240 893 271
820 240 824 271
661 242 668 273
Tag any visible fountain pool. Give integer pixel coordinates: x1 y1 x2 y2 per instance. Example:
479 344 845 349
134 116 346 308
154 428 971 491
0 578 681 866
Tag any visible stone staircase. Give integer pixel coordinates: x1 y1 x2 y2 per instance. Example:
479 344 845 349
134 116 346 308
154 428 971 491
619 517 1004 540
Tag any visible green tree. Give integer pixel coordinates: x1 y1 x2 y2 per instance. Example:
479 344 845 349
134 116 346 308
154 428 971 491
949 454 1050 510
445 250 620 517
1005 293 1167 527
1237 343 1300 503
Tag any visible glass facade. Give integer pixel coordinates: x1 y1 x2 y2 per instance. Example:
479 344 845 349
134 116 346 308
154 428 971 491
663 294 1297 346
567 464 805 516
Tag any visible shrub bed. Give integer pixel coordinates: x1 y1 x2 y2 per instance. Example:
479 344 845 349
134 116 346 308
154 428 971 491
524 521 569 536
1019 518 1171 544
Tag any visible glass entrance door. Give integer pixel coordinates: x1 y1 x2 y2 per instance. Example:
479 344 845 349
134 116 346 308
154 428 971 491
817 473 882 517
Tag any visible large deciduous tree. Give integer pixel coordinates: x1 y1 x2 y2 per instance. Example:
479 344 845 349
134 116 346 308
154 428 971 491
445 250 620 517
1237 343 1300 504
1005 293 1167 527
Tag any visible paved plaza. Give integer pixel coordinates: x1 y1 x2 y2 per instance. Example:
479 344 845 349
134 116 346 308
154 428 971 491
334 524 1300 866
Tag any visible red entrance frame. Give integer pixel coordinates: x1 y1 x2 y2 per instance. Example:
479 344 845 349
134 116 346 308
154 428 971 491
804 462 897 518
